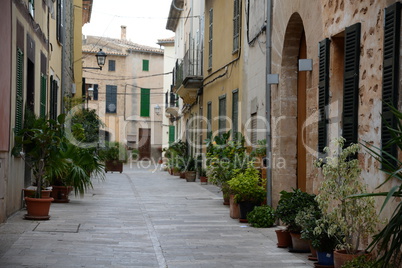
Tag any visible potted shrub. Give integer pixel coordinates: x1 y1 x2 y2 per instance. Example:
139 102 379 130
227 164 266 223
184 156 196 182
275 188 319 252
246 205 275 228
99 141 128 173
314 137 379 268
206 131 248 204
12 113 67 219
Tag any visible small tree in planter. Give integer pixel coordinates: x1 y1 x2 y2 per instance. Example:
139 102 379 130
314 137 379 267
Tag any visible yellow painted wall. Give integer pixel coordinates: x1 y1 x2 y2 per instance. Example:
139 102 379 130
73 0 83 99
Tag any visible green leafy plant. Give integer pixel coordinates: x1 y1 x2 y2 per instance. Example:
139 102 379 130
99 141 128 162
314 137 379 254
247 205 275 228
131 148 139 160
70 109 104 143
275 188 318 233
250 139 267 158
358 103 402 267
341 255 378 268
227 164 266 204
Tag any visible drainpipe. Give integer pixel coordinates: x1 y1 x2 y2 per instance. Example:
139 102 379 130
265 0 272 207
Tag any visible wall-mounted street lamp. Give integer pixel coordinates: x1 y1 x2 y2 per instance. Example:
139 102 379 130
83 49 107 70
154 104 161 115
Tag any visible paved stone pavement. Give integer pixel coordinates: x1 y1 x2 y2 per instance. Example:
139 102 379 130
0 162 314 268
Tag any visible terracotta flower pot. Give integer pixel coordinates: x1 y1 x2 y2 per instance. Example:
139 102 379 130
24 197 54 220
229 194 240 219
185 171 196 182
289 232 310 253
333 250 368 268
23 189 52 198
275 229 293 248
51 186 73 203
200 176 208 184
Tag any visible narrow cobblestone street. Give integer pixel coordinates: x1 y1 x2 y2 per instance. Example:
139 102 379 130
0 163 314 268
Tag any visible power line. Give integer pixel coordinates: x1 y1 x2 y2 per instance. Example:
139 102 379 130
83 71 173 81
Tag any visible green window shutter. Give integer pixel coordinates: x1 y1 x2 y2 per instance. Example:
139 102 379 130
318 38 330 154
106 85 117 113
219 95 226 135
207 102 212 139
381 2 401 168
342 23 361 147
233 0 240 52
40 74 47 118
142 60 149 71
15 48 24 135
169 125 175 144
50 76 59 121
140 88 150 117
232 90 238 135
208 9 213 69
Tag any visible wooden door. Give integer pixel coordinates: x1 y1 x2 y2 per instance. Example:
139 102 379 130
297 32 307 192
139 128 151 160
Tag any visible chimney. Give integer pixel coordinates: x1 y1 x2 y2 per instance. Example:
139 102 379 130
121 25 127 40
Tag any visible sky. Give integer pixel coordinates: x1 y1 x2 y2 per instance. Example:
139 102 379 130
82 0 174 48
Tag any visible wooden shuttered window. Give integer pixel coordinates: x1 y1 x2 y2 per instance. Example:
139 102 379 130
219 95 226 135
342 23 361 147
40 74 47 118
140 88 150 117
208 9 213 70
381 2 401 167
49 76 59 122
207 102 212 139
106 85 117 114
233 0 240 52
232 90 239 135
169 125 175 144
318 38 330 154
93 84 98 101
108 60 116 71
15 48 24 135
142 60 149 71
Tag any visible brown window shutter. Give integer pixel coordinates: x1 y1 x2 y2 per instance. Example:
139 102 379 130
318 38 330 155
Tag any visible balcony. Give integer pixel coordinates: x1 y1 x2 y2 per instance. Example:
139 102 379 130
172 46 203 105
165 90 179 117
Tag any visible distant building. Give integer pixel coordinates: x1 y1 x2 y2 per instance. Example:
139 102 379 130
82 27 165 161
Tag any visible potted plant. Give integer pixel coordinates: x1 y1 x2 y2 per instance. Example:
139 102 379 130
227 164 266 223
12 113 67 219
275 188 319 252
99 141 128 173
184 156 196 182
246 205 275 228
205 131 248 204
314 137 379 268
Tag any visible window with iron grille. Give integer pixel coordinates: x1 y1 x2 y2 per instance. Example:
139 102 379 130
381 2 401 168
208 9 213 70
233 0 240 52
108 60 116 71
219 95 226 135
106 85 117 114
207 101 212 139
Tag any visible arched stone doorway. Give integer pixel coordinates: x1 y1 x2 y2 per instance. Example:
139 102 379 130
274 13 307 193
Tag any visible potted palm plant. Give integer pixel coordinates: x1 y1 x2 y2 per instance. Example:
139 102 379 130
184 156 196 182
13 113 66 220
314 137 379 268
227 164 266 223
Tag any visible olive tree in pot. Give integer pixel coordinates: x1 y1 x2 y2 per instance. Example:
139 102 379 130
314 137 379 268
275 188 319 252
227 164 266 223
12 113 67 220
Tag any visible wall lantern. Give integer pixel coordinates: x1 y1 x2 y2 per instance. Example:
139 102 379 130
83 49 107 70
298 59 313 71
154 104 161 115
